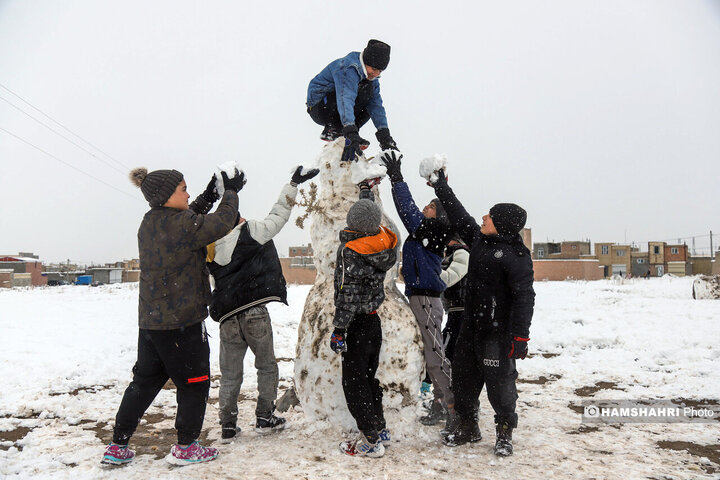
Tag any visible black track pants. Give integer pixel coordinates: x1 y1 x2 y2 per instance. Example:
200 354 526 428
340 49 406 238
341 313 385 439
113 322 211 445
452 323 519 428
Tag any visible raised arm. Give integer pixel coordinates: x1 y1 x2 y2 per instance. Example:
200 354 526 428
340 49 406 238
189 176 220 215
440 248 469 287
185 190 240 249
431 173 482 247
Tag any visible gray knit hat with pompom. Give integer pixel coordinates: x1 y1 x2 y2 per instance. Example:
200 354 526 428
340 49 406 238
346 199 382 234
129 167 184 207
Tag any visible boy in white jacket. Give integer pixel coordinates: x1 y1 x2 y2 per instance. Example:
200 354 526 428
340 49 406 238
206 166 318 442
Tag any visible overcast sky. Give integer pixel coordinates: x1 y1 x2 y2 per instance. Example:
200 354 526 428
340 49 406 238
1 0 719 264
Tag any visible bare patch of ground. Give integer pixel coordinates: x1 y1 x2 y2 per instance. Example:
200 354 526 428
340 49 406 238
657 441 720 474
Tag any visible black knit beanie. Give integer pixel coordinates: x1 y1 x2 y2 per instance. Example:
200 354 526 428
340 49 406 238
430 198 449 226
129 168 184 207
363 39 391 71
489 203 527 236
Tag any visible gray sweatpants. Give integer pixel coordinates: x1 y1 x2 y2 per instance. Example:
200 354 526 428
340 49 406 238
409 295 454 406
218 305 279 424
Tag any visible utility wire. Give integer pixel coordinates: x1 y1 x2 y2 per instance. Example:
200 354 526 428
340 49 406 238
0 81 130 171
0 95 127 176
0 126 140 202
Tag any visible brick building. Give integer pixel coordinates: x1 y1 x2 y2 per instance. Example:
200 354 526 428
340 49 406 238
0 254 47 286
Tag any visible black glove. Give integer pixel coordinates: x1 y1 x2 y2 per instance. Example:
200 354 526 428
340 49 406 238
341 125 370 162
381 150 404 183
221 168 246 193
376 128 398 151
330 328 347 354
199 176 220 203
290 166 320 186
428 167 448 187
508 336 529 360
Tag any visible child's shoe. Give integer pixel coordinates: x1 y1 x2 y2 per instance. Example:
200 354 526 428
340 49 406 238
378 428 391 447
101 443 135 465
339 434 385 458
221 422 240 444
166 441 218 465
255 413 286 434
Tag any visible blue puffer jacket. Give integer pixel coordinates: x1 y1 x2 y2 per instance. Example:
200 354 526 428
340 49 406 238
306 51 389 129
391 182 447 297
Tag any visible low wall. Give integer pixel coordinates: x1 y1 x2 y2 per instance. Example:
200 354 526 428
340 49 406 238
280 258 317 285
533 259 604 281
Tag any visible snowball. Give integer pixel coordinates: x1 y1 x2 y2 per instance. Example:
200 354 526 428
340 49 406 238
350 155 387 184
419 154 448 183
214 161 244 197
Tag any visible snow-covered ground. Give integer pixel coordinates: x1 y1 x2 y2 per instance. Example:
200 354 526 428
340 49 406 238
1 277 719 479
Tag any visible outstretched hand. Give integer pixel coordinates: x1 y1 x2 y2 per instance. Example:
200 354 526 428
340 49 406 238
221 168 246 193
291 166 320 186
428 168 448 187
200 176 220 202
380 150 404 183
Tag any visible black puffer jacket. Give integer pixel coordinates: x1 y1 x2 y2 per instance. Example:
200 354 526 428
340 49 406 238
333 226 398 329
207 183 298 323
433 181 535 338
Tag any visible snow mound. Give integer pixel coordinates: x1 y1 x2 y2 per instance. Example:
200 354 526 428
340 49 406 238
419 154 448 183
294 139 423 432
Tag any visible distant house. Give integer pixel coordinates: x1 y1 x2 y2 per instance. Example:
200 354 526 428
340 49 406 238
0 254 47 286
532 240 602 281
289 244 313 258
86 267 123 284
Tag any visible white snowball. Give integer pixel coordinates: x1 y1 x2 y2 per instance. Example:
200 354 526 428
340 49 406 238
419 154 448 183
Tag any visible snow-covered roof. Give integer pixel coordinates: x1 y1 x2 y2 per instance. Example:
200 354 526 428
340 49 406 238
0 256 44 263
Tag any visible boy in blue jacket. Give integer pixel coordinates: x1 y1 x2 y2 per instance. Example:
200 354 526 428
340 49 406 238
306 39 399 161
381 151 454 428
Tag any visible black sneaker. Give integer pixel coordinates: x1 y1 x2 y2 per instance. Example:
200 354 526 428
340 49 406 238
442 418 482 447
255 414 286 434
320 125 341 141
494 423 513 456
221 423 240 444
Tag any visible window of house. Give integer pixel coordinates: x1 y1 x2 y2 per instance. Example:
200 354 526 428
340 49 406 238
537 248 544 258
637 258 645 264
601 246 609 255
572 245 577 249
671 247 679 254
616 250 625 256
653 246 660 254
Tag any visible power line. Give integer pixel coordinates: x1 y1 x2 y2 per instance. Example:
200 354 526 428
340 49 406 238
0 81 130 171
0 94 128 176
0 126 140 202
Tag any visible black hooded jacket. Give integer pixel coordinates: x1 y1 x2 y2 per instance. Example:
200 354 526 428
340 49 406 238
432 181 535 338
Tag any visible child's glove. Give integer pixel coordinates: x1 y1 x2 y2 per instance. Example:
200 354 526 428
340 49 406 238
381 150 404 183
199 176 220 203
330 328 347 354
290 166 320 186
376 128 399 151
508 336 529 360
341 125 369 162
221 169 246 193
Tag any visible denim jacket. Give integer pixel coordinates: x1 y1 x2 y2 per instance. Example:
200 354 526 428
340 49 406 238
306 51 389 129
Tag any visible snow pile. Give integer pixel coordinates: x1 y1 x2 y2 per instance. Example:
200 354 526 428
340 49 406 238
419 153 448 183
293 139 423 431
214 161 244 197
692 275 720 299
1 277 720 478
349 154 387 184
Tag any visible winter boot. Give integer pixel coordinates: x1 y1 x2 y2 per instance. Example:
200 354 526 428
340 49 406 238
440 408 459 436
320 125 341 141
166 441 218 465
420 400 447 426
101 443 135 465
378 428 391 447
255 413 286 434
494 423 514 456
442 417 482 447
339 433 385 458
221 422 240 444
420 381 432 395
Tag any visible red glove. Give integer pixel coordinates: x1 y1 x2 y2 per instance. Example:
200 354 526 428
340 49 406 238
508 336 529 359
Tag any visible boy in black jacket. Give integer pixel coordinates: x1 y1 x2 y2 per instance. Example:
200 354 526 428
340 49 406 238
330 181 398 458
428 170 535 457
